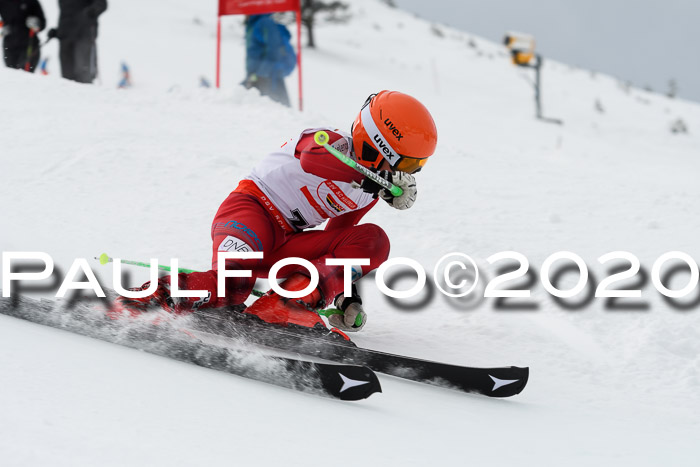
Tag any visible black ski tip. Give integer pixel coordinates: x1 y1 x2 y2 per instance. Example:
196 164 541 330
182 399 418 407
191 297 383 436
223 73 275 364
483 366 529 398
318 364 382 401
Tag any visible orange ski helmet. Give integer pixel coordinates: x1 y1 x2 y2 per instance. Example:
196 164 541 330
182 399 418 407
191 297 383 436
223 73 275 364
351 91 437 174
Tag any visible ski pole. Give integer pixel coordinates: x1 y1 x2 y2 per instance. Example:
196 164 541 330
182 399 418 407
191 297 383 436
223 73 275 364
24 29 36 72
96 253 265 297
96 253 359 324
97 253 200 274
313 130 403 197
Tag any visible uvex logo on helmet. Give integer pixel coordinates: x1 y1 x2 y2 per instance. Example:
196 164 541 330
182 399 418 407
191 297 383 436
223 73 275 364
383 118 404 141
373 134 399 164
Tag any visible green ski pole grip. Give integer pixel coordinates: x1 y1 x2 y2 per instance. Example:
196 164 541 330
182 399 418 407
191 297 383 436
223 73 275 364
313 131 403 197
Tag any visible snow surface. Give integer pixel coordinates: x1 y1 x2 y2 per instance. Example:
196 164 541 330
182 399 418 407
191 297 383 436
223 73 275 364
2 0 700 465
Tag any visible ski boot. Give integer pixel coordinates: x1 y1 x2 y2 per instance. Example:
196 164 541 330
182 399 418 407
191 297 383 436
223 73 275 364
243 273 327 329
108 277 175 318
109 273 215 318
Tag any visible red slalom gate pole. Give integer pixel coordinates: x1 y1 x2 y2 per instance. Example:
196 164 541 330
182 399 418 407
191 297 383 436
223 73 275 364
216 16 222 88
296 7 303 111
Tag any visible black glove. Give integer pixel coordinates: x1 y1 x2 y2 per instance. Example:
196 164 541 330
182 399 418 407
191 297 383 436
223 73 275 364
361 170 417 210
360 170 392 199
334 284 362 309
47 28 58 40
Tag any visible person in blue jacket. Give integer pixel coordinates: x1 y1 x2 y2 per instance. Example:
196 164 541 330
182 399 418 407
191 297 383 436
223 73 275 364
243 14 296 107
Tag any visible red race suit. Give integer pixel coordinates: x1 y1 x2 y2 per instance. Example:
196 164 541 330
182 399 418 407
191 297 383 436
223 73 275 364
176 128 390 312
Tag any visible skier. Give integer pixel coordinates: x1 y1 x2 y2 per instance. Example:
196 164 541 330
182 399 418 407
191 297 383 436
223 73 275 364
116 91 437 333
242 14 296 107
46 0 107 83
0 0 46 72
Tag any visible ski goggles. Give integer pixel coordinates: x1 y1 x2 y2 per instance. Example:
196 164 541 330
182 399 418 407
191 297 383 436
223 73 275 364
393 154 429 174
359 141 428 174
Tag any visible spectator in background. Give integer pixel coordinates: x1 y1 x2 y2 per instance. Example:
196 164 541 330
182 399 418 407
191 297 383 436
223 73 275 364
47 0 107 83
0 0 46 72
243 14 296 107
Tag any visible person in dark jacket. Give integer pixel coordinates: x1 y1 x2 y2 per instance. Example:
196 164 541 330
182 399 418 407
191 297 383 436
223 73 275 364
47 0 107 83
243 14 296 107
0 0 46 72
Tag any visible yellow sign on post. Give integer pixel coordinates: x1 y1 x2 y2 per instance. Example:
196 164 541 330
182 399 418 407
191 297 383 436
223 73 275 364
503 32 536 66
503 31 562 125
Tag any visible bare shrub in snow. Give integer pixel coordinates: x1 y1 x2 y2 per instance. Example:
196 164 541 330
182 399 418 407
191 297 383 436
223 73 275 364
670 118 688 134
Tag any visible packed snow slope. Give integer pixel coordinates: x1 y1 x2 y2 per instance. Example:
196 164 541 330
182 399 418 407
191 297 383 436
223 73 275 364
2 0 700 465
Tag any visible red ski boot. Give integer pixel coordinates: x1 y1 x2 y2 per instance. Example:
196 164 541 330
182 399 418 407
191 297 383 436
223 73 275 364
110 269 228 318
243 273 327 329
109 277 175 319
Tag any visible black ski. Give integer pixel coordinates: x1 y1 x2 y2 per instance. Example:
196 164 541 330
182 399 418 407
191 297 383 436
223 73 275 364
0 298 380 401
192 310 529 398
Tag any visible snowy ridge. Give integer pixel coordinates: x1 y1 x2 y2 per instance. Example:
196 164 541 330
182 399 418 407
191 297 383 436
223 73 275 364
2 0 700 465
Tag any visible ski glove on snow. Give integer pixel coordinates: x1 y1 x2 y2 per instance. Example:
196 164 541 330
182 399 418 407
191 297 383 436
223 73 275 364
329 285 366 332
361 170 417 210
